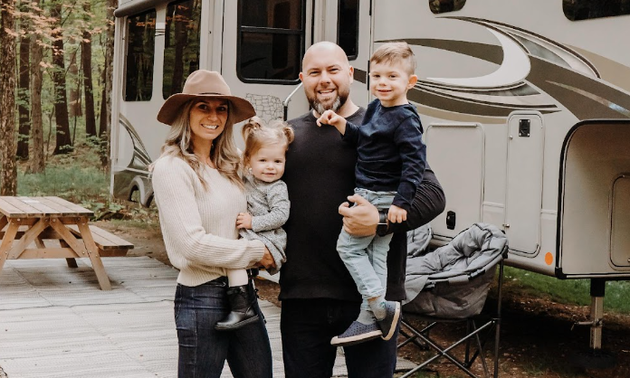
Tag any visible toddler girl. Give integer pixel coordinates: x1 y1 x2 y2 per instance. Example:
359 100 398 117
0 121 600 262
215 117 294 330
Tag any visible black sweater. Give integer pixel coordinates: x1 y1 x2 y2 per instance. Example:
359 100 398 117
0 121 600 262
344 101 426 211
280 108 442 302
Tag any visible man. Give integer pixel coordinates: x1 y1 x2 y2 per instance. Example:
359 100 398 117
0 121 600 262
280 41 445 378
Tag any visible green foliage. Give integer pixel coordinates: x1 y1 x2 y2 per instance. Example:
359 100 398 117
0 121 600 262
503 266 630 314
17 142 156 221
599 280 630 313
14 0 112 154
17 164 108 201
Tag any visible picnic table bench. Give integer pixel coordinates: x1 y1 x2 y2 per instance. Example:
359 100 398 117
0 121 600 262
0 196 134 290
66 224 134 257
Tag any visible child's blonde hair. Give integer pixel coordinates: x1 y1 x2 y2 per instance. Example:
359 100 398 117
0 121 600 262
241 117 294 169
370 41 417 76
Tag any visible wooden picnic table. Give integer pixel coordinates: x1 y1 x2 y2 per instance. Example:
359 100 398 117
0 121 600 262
0 196 112 290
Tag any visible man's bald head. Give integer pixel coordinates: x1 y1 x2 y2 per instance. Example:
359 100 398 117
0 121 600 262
302 41 350 70
299 42 356 117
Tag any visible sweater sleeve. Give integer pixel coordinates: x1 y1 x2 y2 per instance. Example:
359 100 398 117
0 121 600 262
392 115 426 211
152 157 265 270
341 121 360 146
251 180 291 232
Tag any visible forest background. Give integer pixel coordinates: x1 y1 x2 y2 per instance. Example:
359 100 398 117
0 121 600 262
0 0 116 195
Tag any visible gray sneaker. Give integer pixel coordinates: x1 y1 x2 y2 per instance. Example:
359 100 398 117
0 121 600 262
330 321 382 347
376 301 401 341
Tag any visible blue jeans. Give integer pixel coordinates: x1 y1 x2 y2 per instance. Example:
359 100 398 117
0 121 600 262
174 278 272 378
337 189 395 302
281 298 399 378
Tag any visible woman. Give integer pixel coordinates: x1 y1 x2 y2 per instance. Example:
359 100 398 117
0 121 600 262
152 69 275 378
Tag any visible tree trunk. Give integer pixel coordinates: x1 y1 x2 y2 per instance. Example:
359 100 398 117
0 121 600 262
28 0 44 173
0 0 18 195
98 0 116 168
82 2 96 138
17 0 30 160
171 3 192 96
68 49 81 118
51 2 72 154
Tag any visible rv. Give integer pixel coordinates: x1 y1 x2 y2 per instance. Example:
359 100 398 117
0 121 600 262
111 0 630 349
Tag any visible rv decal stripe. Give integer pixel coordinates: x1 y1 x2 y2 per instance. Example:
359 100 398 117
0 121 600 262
409 87 557 118
381 17 630 121
450 16 600 78
417 82 556 109
119 114 154 169
418 80 540 95
395 38 503 65
527 58 630 120
549 82 630 118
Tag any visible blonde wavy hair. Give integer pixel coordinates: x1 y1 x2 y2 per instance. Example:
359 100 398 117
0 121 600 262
158 99 244 189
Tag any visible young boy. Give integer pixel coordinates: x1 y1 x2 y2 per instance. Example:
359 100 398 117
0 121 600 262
317 41 427 346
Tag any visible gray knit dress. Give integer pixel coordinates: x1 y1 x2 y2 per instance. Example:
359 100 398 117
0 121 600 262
239 173 290 275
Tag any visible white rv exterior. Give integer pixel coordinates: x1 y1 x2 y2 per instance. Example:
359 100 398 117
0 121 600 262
110 0 630 280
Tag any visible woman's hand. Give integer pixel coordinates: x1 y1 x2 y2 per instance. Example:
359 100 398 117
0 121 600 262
236 212 253 229
256 247 277 270
338 194 379 236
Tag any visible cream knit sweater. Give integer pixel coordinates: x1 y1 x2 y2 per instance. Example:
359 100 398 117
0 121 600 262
152 155 265 286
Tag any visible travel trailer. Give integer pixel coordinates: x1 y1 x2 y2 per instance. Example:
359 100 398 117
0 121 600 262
111 0 630 349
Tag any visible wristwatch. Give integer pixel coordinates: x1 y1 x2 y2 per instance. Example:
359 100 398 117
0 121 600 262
376 209 389 236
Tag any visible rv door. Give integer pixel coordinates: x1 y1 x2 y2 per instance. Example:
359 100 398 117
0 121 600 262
218 0 372 123
218 0 310 123
505 112 544 255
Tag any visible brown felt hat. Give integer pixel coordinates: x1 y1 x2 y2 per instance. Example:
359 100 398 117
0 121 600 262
157 70 256 126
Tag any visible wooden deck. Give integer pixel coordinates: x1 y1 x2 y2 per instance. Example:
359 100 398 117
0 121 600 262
0 257 414 377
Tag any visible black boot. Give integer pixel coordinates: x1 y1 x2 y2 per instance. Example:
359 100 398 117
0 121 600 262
215 284 260 331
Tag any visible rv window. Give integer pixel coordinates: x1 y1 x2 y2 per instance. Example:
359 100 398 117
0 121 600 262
338 0 359 60
124 9 156 102
237 0 304 83
429 0 466 14
163 0 202 98
563 0 630 21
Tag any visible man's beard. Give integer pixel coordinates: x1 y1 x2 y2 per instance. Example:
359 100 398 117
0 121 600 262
309 91 348 115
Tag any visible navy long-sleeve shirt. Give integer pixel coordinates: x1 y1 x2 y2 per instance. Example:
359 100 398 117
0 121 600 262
343 100 427 211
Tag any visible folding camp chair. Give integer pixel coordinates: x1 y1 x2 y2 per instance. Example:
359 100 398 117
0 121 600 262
397 223 508 378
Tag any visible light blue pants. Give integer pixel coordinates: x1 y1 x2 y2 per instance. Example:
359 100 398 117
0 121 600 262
337 188 395 309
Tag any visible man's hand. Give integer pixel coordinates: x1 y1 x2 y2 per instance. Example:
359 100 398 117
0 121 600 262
338 194 379 236
316 110 347 134
256 247 277 270
388 205 407 224
236 212 253 229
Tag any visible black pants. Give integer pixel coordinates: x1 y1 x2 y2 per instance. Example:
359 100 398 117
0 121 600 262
281 298 399 378
385 168 446 300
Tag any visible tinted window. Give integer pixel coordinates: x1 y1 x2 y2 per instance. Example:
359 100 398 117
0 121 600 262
338 0 359 60
163 0 202 98
125 10 156 101
563 0 630 20
237 0 304 83
429 0 466 14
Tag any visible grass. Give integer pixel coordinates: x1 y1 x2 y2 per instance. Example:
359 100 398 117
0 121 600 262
16 143 158 222
503 266 630 314
18 165 109 202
